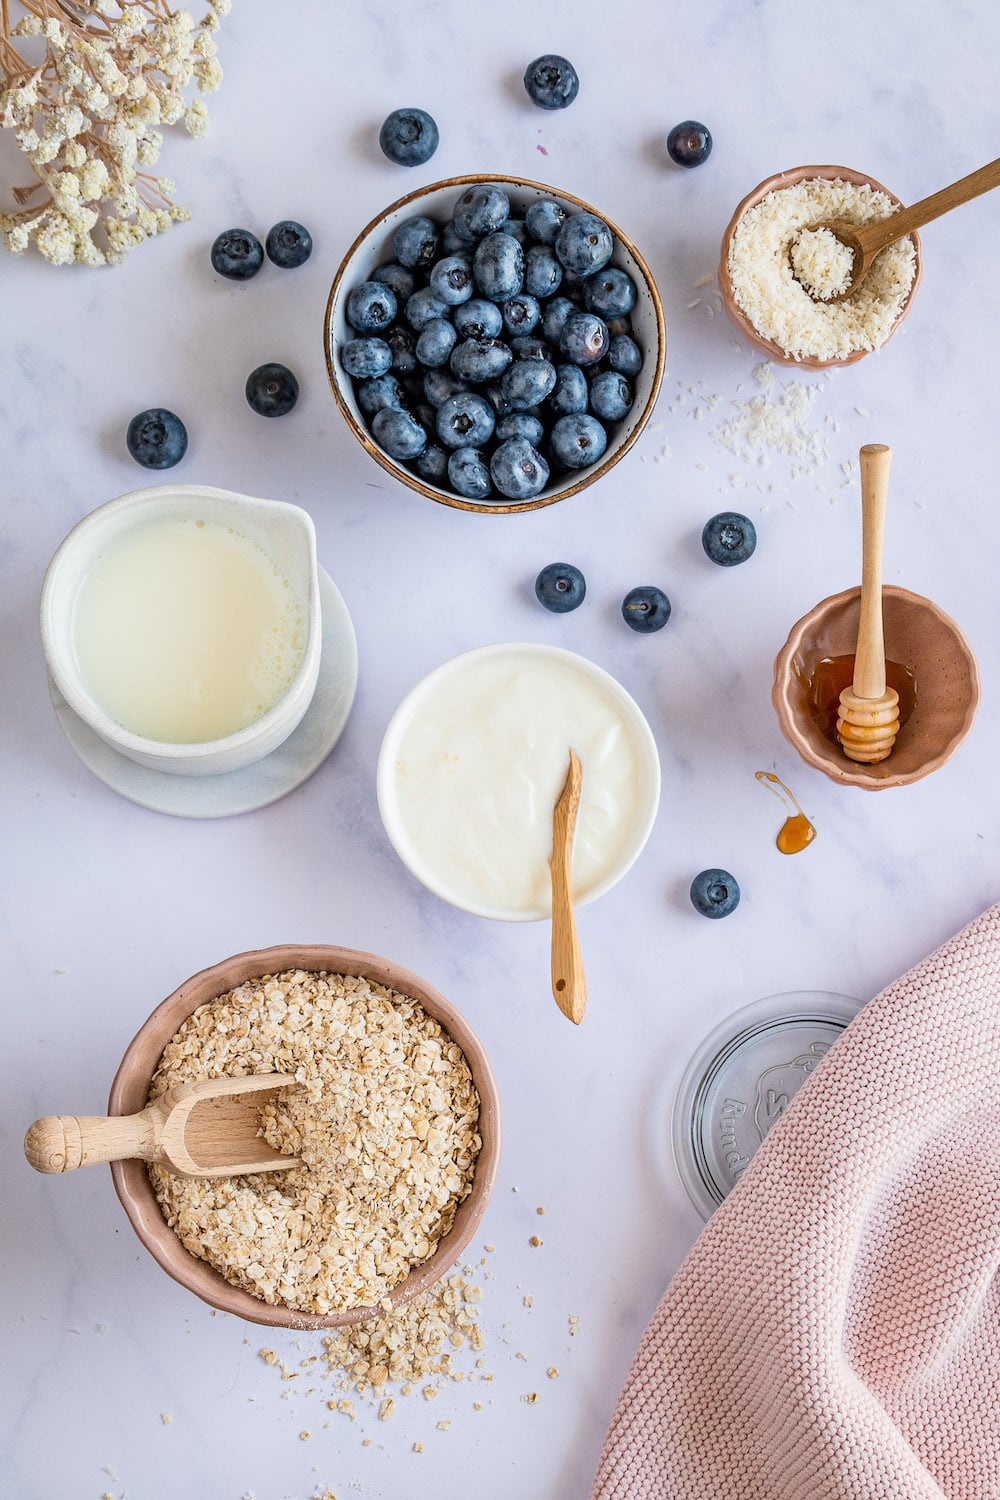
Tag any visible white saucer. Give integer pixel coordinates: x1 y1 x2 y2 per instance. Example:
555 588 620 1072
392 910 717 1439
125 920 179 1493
48 567 358 819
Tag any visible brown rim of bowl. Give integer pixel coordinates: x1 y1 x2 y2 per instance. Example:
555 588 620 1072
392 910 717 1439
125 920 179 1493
323 172 667 515
771 585 980 789
107 944 502 1330
717 164 923 370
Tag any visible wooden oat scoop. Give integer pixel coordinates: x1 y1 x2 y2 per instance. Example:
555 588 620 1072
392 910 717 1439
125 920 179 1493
24 1073 300 1179
836 444 900 764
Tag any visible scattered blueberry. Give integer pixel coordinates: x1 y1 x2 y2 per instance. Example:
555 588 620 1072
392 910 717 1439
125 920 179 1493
126 408 188 469
702 511 757 566
379 107 439 167
666 120 712 168
448 446 492 501
549 412 608 469
535 562 586 613
523 54 580 110
490 436 550 500
689 868 740 918
621 585 671 633
452 184 510 241
371 406 427 460
555 212 613 276
245 363 299 418
341 337 393 380
346 280 397 333
392 215 440 269
559 309 609 365
588 370 633 422
211 228 263 281
265 220 312 269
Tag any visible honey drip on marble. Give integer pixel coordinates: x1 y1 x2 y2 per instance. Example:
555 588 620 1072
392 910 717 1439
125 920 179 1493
755 771 816 855
804 654 917 748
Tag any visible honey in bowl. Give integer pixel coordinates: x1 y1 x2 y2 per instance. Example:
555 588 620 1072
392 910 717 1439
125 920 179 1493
803 654 917 750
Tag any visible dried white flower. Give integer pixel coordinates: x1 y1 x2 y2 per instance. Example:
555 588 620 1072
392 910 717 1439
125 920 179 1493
183 97 207 136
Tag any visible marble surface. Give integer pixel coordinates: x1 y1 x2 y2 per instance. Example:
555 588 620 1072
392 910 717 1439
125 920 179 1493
3 3 1000 1497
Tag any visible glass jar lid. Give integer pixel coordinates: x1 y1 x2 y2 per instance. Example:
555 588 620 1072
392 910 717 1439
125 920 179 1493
672 990 863 1220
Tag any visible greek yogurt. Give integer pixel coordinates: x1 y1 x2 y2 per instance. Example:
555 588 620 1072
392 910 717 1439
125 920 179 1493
377 643 660 921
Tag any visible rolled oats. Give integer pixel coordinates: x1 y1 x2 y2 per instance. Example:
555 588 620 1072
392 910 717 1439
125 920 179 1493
148 970 482 1314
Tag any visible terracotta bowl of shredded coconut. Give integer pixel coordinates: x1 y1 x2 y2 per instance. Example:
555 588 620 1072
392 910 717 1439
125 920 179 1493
719 165 922 368
772 585 979 788
107 945 501 1329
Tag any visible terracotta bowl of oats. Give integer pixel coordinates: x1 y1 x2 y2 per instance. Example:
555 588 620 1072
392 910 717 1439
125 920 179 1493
108 945 501 1329
718 165 922 369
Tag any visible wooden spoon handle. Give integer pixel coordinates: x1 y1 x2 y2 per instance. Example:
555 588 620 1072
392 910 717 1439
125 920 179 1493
853 443 891 701
863 156 1000 255
24 1110 159 1173
550 750 587 1025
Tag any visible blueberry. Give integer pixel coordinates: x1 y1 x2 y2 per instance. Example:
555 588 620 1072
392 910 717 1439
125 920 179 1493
450 336 512 384
126 408 188 469
415 318 458 368
372 262 417 301
387 327 418 375
452 184 510 241
341 337 393 380
423 368 467 407
490 436 550 501
607 333 643 377
540 295 576 346
404 286 449 332
509 334 554 362
356 372 406 417
497 412 544 445
265 220 312 269
448 446 492 501
473 231 524 301
689 868 739 918
429 253 474 306
621 585 671 633
501 293 541 337
379 107 439 166
210 228 263 280
371 405 427 460
440 220 467 255
559 310 609 366
435 391 496 449
483 383 514 420
505 219 530 246
413 442 449 484
535 562 586 613
702 512 757 566
500 357 556 410
524 243 563 299
588 370 633 422
667 120 712 168
549 412 608 469
523 54 580 110
555 212 613 276
549 365 589 417
345 280 397 333
245 362 299 418
453 298 503 341
606 314 633 337
525 197 568 245
392 214 440 269
582 267 637 319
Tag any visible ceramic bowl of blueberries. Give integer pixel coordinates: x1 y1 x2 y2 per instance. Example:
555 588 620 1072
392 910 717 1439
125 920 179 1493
323 175 666 514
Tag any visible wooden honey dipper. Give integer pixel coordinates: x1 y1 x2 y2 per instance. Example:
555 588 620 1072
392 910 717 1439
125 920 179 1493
836 443 900 763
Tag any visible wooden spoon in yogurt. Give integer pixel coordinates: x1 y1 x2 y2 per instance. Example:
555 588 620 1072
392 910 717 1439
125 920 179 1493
24 1073 301 1178
549 749 587 1025
792 155 1000 302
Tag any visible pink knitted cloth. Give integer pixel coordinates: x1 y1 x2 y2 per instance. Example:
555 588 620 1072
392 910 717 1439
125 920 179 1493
592 902 1000 1500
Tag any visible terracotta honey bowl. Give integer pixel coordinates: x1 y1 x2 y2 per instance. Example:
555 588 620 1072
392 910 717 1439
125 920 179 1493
106 944 502 1329
772 585 980 789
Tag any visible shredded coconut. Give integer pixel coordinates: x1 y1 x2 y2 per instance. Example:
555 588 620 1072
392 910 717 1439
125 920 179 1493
789 226 855 302
728 177 916 361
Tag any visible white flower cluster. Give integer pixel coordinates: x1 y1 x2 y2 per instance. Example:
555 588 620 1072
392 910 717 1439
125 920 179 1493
0 0 231 266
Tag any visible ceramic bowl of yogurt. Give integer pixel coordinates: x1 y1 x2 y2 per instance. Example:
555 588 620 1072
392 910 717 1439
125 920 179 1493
40 484 322 777
377 643 661 921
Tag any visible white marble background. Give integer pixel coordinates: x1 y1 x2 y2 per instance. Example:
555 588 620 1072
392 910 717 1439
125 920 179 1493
3 2 1000 1496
